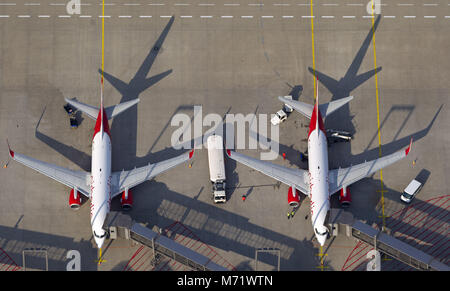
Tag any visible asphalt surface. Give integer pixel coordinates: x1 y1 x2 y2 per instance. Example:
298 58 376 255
0 0 449 271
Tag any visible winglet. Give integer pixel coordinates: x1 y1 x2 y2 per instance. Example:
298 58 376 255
6 139 14 158
189 149 195 160
405 138 413 156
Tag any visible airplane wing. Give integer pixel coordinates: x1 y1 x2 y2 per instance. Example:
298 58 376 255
110 150 194 197
7 143 91 198
226 150 310 195
328 139 413 195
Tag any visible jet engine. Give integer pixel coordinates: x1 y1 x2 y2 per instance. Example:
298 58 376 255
339 187 351 207
120 189 133 210
287 187 300 207
69 189 81 210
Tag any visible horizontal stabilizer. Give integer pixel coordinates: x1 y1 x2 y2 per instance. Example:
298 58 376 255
64 98 140 120
65 98 98 120
278 96 314 119
278 95 353 120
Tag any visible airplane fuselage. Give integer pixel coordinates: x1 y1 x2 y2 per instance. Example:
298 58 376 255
307 104 330 246
90 108 112 249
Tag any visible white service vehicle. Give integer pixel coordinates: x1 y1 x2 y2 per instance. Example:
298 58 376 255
271 96 294 126
400 179 423 203
326 129 353 142
207 135 227 203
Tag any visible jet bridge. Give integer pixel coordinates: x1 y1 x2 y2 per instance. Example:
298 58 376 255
102 211 229 271
327 208 449 271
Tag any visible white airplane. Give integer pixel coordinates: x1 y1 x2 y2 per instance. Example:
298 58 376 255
7 80 194 250
226 85 412 246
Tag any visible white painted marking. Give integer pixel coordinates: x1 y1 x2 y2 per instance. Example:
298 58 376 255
224 3 239 6
383 15 396 18
149 3 165 5
446 16 450 18
424 16 436 18
58 15 71 18
404 15 416 18
221 15 233 18
346 3 363 6
302 15 315 18
200 15 213 18
99 15 111 18
241 15 254 18
123 3 141 5
322 3 339 6
18 15 31 18
0 15 10 18
274 3 290 6
180 15 193 18
343 15 356 18
79 15 92 18
282 15 294 18
423 3 438 6
261 15 274 18
322 15 335 18
139 15 152 18
198 3 215 6
160 15 172 18
362 15 374 18
175 3 190 6
0 3 16 5
248 3 263 6
119 15 132 18
25 3 40 5
49 3 65 5
397 3 414 6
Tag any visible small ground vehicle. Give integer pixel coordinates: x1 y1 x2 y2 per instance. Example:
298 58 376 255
400 179 423 203
271 96 294 126
64 103 78 128
64 103 75 115
69 116 78 128
326 129 353 143
271 110 288 126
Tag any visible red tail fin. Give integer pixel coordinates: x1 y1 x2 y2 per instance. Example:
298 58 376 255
308 78 325 137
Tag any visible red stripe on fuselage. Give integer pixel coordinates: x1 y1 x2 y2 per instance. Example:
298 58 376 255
93 107 111 139
308 102 325 138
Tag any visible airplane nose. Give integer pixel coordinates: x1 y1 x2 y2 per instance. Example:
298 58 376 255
95 237 105 249
317 234 327 246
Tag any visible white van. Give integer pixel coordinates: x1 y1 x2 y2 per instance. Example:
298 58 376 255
400 179 423 203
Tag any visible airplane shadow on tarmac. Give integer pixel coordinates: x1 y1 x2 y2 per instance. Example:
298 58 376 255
0 176 320 270
19 14 446 271
2 174 446 270
22 15 320 270
34 16 190 171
